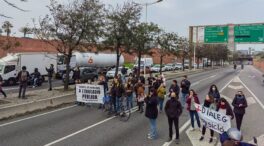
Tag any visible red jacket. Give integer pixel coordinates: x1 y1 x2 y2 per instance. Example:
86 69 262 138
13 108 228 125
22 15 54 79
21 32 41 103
186 95 200 111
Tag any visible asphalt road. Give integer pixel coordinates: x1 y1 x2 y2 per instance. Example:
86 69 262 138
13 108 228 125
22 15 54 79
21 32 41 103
1 66 263 146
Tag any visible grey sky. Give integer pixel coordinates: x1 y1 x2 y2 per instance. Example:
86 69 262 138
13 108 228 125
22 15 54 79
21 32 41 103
1 0 264 50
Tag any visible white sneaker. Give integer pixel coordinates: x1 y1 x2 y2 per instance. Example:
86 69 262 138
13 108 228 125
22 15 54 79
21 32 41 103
190 128 195 131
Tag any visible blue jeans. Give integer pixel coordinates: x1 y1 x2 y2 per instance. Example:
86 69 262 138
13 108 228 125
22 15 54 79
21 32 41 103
149 118 157 138
181 93 188 108
115 97 122 113
189 110 201 128
159 98 164 111
126 94 133 110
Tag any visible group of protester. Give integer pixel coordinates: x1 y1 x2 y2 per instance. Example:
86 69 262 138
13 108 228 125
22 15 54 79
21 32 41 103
72 65 249 145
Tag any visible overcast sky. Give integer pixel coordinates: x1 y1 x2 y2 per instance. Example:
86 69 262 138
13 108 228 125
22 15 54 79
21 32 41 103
1 0 264 50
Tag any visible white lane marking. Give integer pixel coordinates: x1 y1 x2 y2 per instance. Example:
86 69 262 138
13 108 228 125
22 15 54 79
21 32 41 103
162 120 191 146
3 87 19 91
239 77 264 110
191 75 216 87
44 106 139 146
228 85 244 90
161 76 234 146
0 105 77 128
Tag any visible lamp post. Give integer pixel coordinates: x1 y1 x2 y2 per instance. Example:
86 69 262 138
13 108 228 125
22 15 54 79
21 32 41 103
142 0 163 77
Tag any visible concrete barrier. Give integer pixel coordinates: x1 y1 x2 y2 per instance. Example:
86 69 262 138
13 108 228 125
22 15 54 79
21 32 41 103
0 93 74 120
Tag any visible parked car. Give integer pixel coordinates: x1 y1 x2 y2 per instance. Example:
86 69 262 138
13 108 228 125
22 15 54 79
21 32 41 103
164 63 175 71
106 67 132 78
151 64 166 73
175 63 183 70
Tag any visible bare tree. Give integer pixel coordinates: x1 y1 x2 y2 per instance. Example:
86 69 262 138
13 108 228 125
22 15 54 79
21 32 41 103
34 0 105 90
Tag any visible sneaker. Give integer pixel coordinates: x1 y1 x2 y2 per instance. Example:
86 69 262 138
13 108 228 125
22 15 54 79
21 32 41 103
209 138 213 143
175 139 180 144
190 127 195 131
147 136 155 140
166 138 172 142
199 136 204 141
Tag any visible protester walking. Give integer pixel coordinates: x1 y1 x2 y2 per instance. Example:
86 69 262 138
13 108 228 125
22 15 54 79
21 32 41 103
169 80 180 97
186 89 201 131
208 84 221 103
46 64 54 91
165 92 182 144
0 75 7 98
125 79 134 110
145 88 159 140
180 75 191 108
200 95 216 143
17 66 29 99
157 83 166 113
232 91 248 131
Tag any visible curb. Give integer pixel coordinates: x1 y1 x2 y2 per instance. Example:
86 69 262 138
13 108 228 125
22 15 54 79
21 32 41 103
0 93 74 120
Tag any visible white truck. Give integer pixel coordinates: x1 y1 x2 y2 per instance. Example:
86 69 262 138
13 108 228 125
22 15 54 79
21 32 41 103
0 52 57 85
134 57 153 68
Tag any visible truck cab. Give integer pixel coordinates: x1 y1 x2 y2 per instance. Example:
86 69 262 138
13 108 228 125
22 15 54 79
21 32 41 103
0 55 18 85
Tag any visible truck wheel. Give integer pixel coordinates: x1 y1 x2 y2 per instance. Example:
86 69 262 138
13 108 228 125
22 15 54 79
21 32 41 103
7 78 16 86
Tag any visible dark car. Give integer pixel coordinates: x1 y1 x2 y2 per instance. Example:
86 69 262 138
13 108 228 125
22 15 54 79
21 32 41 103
62 67 98 84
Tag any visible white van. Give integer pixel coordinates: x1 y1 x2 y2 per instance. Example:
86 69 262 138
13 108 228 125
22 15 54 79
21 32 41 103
134 57 153 67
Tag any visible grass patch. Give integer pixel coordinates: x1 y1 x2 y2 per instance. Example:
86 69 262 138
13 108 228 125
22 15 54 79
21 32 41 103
124 63 134 69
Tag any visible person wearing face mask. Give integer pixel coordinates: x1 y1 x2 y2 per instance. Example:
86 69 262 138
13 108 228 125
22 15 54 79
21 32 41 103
217 98 234 120
186 89 201 131
232 91 248 131
208 85 221 103
200 95 215 143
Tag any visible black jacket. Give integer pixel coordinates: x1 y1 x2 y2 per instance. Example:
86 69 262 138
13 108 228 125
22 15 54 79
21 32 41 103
209 91 220 101
169 84 180 97
145 95 158 119
72 70 81 80
165 98 182 118
180 79 191 94
46 67 54 77
232 95 248 115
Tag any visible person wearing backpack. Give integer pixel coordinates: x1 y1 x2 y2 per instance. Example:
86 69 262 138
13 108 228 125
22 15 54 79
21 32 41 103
46 64 54 91
0 75 7 98
17 66 29 99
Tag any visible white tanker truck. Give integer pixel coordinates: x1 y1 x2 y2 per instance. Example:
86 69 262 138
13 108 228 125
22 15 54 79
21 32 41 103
57 52 124 76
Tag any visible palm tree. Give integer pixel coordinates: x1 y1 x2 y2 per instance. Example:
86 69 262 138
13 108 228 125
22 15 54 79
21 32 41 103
19 26 32 37
2 21 13 36
0 28 2 35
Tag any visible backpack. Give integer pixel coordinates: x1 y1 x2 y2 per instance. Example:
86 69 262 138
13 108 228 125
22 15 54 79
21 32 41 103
20 71 28 82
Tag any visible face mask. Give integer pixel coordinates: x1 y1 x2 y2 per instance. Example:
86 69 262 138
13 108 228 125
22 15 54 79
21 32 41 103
212 87 216 91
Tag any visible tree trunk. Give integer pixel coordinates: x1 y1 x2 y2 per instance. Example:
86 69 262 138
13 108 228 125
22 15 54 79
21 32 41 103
189 56 192 70
114 41 121 77
137 50 142 78
64 53 72 91
197 58 200 69
182 57 185 71
159 55 163 75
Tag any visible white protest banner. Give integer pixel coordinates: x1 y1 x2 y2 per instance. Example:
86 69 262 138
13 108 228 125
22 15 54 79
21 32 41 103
76 84 104 104
195 103 231 134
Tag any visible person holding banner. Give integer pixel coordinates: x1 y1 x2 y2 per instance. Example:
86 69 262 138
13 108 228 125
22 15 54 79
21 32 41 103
232 91 248 131
186 89 201 131
217 98 234 120
199 95 216 143
165 92 182 144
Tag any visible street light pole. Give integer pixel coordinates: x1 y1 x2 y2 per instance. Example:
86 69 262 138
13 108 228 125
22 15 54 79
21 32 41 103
143 0 163 77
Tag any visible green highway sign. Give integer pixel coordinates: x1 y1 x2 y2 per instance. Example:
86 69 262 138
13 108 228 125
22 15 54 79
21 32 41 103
234 24 264 43
204 26 228 43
